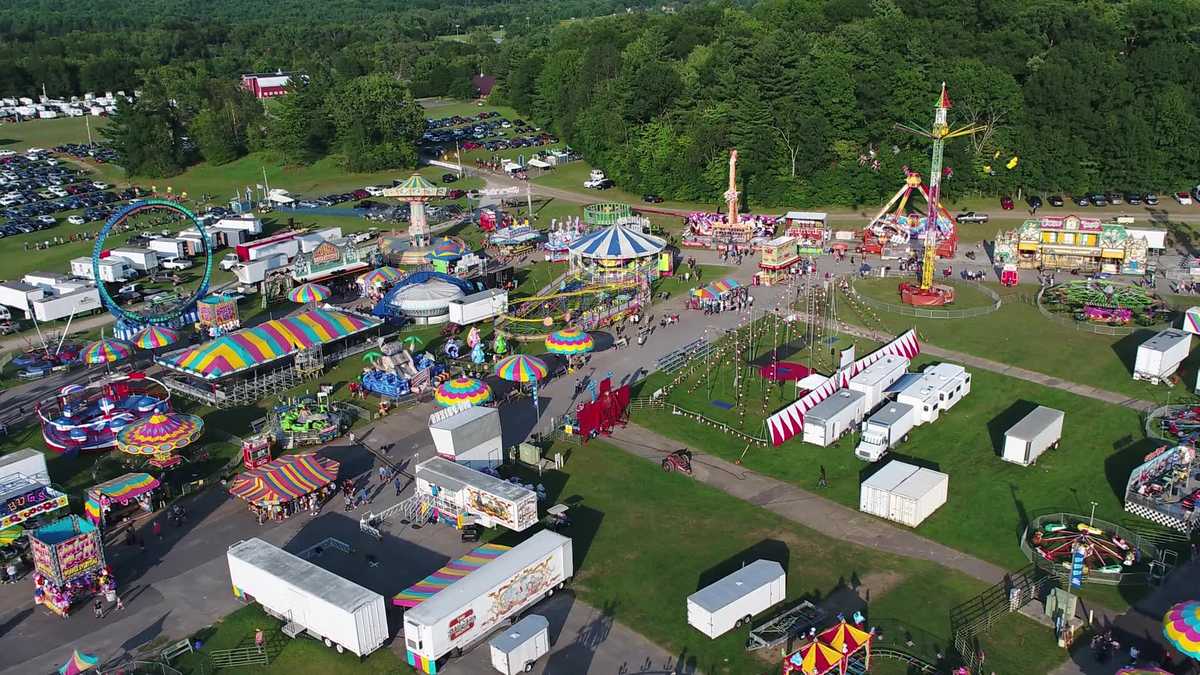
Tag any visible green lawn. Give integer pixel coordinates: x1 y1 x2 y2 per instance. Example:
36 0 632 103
533 161 717 213
0 116 109 151
633 349 1156 610
842 278 1185 401
852 276 999 311
512 260 561 298
522 439 1064 675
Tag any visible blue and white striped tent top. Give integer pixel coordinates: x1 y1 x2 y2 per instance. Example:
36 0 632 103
568 224 666 260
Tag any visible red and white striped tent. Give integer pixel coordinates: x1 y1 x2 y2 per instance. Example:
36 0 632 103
765 329 920 446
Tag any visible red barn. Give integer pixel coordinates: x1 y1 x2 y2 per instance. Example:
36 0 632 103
241 72 292 99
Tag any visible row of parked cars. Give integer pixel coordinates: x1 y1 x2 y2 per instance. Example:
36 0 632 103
55 142 121 164
424 110 501 130
997 189 1200 211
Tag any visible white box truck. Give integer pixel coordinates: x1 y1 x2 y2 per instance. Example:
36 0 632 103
448 289 509 326
234 253 289 285
428 404 503 469
801 389 866 447
403 531 572 673
847 354 908 411
227 538 388 657
488 614 550 674
686 560 786 639
854 402 915 462
1002 406 1064 466
1133 329 1191 384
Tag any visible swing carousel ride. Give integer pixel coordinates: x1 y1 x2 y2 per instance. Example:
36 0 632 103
1024 514 1159 585
865 83 981 307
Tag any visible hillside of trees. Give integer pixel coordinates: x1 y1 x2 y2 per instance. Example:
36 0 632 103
490 0 1200 207
5 0 1198 203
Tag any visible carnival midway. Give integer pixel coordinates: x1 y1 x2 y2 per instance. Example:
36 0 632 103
1 81 1199 675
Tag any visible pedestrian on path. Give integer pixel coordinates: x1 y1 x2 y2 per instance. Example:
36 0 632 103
152 519 162 540
818 465 828 489
115 595 125 611
394 477 403 497
94 598 103 618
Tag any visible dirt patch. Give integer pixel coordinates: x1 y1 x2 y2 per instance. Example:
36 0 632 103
855 569 906 600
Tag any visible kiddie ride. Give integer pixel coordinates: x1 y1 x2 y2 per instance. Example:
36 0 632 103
1025 516 1156 583
272 395 350 449
36 374 171 454
359 340 446 399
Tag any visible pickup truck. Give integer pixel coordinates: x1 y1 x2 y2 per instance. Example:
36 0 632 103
161 258 194 270
219 253 240 271
954 211 989 224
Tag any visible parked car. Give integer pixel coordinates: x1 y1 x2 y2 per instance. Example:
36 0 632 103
445 189 466 199
1144 193 1159 206
1048 195 1064 207
161 258 193 270
643 194 665 203
1027 195 1043 210
1176 192 1193 206
67 215 85 225
1000 195 1014 210
954 211 989 223
1073 195 1091 207
1089 193 1109 207
1124 193 1141 205
441 173 458 184
1106 192 1123 205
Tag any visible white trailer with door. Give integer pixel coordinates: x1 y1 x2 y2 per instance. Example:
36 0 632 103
488 614 550 674
1002 406 1064 466
686 560 786 639
1133 329 1191 384
801 389 866 447
448 289 509 326
854 402 915 462
847 354 909 411
859 460 949 527
415 456 538 531
894 363 971 425
0 448 49 483
428 404 503 469
226 538 388 657
403 531 573 672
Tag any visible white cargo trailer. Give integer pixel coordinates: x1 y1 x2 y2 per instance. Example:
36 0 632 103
801 389 866 447
448 289 509 326
847 354 909 411
148 238 186 260
107 247 159 271
226 538 388 657
854 402 915 462
0 448 49 483
1002 406 1064 466
1133 329 1191 384
428 404 503 469
234 253 289 284
859 461 948 527
685 560 786 639
402 531 573 673
415 456 538 531
488 614 550 674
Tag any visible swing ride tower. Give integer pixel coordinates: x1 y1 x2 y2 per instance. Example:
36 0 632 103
894 83 981 306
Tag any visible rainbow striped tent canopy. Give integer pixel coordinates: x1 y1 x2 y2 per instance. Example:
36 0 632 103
392 543 511 607
229 453 340 505
156 309 381 380
85 472 160 523
692 277 740 300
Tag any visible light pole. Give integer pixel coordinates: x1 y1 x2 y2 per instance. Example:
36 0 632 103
454 23 460 38
1088 500 1098 527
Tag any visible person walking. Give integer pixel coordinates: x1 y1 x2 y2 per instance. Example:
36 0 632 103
115 595 125 611
94 598 103 619
255 628 265 653
152 519 162 540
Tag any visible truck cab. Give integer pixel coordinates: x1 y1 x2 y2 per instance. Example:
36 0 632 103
854 427 889 463
583 169 608 188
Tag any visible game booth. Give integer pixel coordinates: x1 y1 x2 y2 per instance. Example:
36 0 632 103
1124 445 1200 535
567 222 666 284
781 619 873 674
195 294 241 338
29 515 112 617
756 236 804 286
783 211 830 255
689 277 746 310
84 473 161 529
489 224 542 257
562 377 631 443
229 453 340 521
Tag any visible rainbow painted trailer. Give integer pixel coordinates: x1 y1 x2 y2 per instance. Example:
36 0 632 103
402 531 573 674
227 538 388 658
415 457 537 531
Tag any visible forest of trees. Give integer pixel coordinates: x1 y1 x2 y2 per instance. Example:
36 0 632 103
5 0 1199 203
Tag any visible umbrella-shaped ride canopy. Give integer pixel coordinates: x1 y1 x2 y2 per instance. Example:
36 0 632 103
287 282 332 305
494 354 548 383
82 338 133 365
435 377 492 407
357 266 402 288
59 649 99 675
132 325 181 350
116 412 203 456
544 327 594 355
426 237 467 261
1164 600 1200 660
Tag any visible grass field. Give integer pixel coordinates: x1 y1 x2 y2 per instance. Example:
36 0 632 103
632 324 1159 610
0 116 109 151
843 277 1187 401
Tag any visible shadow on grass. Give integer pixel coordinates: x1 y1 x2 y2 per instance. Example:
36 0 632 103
1111 329 1158 377
695 539 790 591
1103 435 1159 502
985 399 1040 457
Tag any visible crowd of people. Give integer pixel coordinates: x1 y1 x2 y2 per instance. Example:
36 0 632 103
251 485 334 524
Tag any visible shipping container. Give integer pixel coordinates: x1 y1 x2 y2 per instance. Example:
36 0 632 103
847 354 908 410
415 457 537 531
859 461 948 527
403 531 573 674
227 538 388 657
854 402 915 462
1133 329 1191 384
447 289 509 326
686 560 786 639
801 389 866 447
428 405 503 469
1002 406 1064 466
488 614 550 674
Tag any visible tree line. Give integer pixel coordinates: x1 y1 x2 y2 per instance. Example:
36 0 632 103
488 0 1200 207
